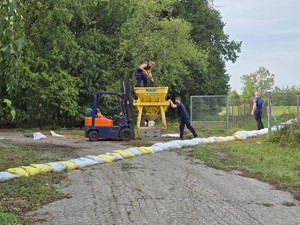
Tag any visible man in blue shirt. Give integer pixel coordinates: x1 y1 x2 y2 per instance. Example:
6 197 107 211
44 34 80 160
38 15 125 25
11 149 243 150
251 92 264 130
169 97 198 139
135 61 155 87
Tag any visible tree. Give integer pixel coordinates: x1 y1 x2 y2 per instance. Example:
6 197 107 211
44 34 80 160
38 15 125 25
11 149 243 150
241 67 275 99
0 0 24 93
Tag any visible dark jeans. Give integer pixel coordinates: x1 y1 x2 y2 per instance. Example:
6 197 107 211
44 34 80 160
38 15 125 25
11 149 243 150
254 112 264 130
179 117 197 139
135 72 148 87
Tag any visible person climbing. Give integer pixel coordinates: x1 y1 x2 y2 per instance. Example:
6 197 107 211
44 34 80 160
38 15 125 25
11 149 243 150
169 97 198 140
251 91 264 130
135 61 155 87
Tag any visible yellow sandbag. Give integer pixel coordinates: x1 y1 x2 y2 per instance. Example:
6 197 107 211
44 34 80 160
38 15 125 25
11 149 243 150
97 154 116 163
217 137 228 142
234 135 245 140
112 150 135 158
203 138 211 143
60 161 79 170
20 166 41 176
6 167 29 177
229 136 237 140
30 164 53 173
137 147 154 154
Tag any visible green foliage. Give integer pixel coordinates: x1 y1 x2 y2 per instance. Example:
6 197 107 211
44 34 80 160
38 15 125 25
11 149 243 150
0 0 241 127
0 0 25 93
241 67 275 99
1 99 16 122
0 212 18 225
268 122 300 147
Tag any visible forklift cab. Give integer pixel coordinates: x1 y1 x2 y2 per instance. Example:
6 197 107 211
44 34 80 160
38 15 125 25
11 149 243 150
85 91 134 141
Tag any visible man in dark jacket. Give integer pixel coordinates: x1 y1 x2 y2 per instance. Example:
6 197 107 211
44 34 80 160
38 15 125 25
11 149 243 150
169 97 198 139
251 92 264 130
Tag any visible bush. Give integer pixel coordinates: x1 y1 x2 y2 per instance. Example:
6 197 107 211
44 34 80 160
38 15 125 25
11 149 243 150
268 121 300 147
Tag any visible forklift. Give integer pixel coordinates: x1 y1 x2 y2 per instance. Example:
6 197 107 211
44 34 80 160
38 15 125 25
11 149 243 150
84 77 135 141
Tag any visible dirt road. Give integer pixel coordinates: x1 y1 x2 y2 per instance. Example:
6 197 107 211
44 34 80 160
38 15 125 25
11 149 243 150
1 131 299 225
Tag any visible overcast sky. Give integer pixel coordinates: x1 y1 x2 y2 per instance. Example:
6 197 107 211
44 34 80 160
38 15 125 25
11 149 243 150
213 0 300 92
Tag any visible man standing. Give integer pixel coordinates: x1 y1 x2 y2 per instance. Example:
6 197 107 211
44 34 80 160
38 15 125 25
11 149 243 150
135 61 155 87
169 97 198 139
251 91 264 130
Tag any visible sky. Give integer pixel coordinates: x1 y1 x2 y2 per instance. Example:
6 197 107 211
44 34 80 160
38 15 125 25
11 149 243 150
213 0 300 92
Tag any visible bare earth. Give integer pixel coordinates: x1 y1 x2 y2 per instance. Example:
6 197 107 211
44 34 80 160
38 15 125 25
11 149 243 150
1 131 300 225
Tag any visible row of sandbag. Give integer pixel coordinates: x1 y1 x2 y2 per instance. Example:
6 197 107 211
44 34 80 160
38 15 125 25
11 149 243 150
0 147 155 182
0 134 253 182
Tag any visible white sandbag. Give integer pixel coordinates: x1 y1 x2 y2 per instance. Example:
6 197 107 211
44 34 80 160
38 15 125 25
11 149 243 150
0 171 18 181
33 132 47 140
46 162 67 172
69 157 98 168
85 155 106 164
50 130 65 137
181 139 199 147
172 140 184 147
164 141 182 149
224 136 234 141
161 133 180 138
150 145 164 152
148 121 155 126
152 143 170 151
106 152 124 160
193 138 208 145
234 131 250 139
126 147 142 156
207 137 220 143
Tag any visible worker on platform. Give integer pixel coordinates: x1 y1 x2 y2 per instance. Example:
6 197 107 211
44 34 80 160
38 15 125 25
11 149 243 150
135 61 155 87
169 97 198 140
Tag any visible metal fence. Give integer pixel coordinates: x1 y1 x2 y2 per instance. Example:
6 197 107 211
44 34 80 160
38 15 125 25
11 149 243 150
190 93 300 131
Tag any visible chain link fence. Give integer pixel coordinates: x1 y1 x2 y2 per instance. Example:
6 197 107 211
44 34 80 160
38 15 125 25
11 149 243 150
190 93 300 131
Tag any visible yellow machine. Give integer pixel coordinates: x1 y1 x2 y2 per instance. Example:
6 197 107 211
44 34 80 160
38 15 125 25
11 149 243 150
133 87 169 128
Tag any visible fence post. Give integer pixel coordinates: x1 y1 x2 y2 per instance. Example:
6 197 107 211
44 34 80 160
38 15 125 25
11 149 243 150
268 92 272 136
231 96 234 126
226 96 229 130
190 96 193 126
243 99 246 124
297 93 299 122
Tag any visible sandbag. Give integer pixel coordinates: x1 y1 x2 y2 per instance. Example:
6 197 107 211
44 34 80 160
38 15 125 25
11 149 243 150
137 147 154 154
97 154 116 163
112 150 135 158
69 157 98 168
85 155 106 164
46 162 67 172
193 138 207 145
217 137 228 142
30 164 53 173
106 152 124 160
20 166 41 176
126 147 142 156
0 172 18 181
234 135 246 140
60 161 80 170
164 141 182 149
207 137 220 143
6 167 29 177
224 136 234 142
152 143 170 151
203 138 211 143
234 131 250 139
150 145 164 153
33 132 47 140
181 139 198 147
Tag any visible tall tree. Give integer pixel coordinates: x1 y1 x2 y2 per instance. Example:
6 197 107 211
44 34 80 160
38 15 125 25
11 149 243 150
241 66 275 99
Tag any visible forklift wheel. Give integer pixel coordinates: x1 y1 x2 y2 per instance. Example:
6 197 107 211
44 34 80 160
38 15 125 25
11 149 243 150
119 128 134 141
88 130 99 141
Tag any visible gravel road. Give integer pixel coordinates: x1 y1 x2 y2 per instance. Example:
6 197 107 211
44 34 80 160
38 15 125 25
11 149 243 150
29 153 299 225
1 131 299 225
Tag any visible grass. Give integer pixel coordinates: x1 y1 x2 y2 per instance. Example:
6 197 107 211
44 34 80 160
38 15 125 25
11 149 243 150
0 144 69 224
190 137 300 200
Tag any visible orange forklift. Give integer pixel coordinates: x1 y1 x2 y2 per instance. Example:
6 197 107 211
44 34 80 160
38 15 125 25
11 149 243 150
84 77 135 141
